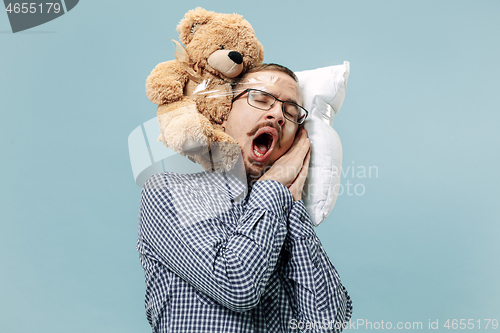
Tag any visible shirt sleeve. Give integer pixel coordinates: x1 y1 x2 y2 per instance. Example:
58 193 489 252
281 200 353 332
137 175 293 313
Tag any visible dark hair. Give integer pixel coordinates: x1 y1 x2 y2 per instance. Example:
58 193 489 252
233 63 298 87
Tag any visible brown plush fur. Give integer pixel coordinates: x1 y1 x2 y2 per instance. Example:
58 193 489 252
146 8 264 171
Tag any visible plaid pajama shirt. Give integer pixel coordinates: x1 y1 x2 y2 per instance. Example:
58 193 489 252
137 171 352 332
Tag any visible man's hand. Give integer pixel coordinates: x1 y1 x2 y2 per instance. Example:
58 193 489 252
259 128 311 201
288 147 310 201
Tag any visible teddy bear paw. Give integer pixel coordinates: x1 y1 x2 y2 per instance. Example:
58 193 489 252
184 141 239 172
204 140 241 172
161 111 213 154
182 138 206 152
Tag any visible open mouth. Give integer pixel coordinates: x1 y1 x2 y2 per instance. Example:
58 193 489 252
251 128 277 162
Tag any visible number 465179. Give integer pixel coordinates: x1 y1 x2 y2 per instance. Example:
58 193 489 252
444 319 498 330
5 3 61 14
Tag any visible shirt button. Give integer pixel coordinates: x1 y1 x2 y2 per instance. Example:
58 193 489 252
282 206 287 212
275 245 281 253
301 216 306 223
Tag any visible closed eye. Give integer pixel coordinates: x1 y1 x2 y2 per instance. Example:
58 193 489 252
283 103 300 120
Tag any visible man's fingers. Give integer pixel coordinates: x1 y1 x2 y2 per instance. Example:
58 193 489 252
285 128 310 160
301 148 311 176
288 147 311 201
257 128 310 187
294 128 309 148
286 128 307 152
294 147 311 185
295 135 311 165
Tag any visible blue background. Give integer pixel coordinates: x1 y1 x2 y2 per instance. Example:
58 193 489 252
1 0 499 332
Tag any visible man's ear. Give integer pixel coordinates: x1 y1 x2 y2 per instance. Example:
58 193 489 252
177 7 214 45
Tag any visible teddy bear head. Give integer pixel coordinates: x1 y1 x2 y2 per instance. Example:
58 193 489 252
177 8 264 79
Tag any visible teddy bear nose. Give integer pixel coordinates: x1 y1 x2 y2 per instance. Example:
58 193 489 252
228 51 243 65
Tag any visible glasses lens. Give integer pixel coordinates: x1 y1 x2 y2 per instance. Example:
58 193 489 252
245 89 308 124
247 90 274 110
283 102 307 124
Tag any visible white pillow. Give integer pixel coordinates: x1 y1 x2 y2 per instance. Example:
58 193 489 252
128 61 350 226
296 61 350 226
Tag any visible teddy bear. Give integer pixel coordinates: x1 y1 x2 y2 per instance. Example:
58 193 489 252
146 8 264 171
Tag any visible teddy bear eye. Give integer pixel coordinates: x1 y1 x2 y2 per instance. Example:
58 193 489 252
220 45 225 50
190 23 198 33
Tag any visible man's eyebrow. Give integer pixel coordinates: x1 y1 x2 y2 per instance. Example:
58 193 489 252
283 97 299 104
279 95 300 105
270 90 299 104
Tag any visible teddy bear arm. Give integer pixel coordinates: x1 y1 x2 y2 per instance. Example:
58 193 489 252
146 60 189 105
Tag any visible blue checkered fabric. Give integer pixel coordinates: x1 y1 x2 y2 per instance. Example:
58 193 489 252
137 171 352 332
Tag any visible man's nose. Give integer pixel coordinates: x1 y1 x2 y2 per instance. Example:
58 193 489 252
265 102 285 126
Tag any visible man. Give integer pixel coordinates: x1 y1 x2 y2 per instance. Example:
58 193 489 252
137 64 352 332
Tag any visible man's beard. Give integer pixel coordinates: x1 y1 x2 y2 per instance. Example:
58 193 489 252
245 160 273 188
246 121 283 149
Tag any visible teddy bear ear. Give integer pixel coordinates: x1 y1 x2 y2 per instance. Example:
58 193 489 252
177 7 215 45
257 42 265 65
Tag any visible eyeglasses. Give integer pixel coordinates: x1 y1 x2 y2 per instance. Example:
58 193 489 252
232 88 308 125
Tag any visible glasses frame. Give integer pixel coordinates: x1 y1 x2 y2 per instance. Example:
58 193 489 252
232 88 309 125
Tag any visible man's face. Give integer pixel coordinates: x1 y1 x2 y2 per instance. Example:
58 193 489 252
221 70 301 179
